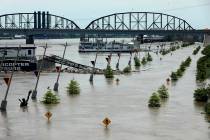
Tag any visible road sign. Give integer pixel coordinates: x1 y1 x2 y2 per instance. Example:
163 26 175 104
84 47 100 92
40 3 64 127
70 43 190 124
3 77 10 86
45 111 52 121
102 117 111 127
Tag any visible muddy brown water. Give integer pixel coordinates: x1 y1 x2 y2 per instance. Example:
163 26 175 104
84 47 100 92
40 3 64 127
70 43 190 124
0 39 209 140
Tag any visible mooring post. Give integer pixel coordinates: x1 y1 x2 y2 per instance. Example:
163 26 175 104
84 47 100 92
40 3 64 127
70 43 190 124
0 45 21 111
53 42 67 91
31 44 47 99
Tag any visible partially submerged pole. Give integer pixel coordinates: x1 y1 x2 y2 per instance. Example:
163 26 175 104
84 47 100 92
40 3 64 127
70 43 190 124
53 42 67 91
31 44 47 99
106 40 114 67
128 52 132 66
116 53 121 70
89 40 99 82
0 45 21 111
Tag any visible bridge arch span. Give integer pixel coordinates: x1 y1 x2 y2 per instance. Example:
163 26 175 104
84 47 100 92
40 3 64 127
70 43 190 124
85 12 194 31
0 11 80 29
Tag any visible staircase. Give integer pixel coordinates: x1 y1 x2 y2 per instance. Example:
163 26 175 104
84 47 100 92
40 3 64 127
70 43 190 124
44 55 103 72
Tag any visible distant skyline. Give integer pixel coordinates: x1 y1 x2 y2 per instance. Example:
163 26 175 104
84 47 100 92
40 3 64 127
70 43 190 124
0 0 210 29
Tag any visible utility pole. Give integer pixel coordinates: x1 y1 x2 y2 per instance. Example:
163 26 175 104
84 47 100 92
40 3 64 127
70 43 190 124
0 45 21 111
53 42 67 91
31 44 47 99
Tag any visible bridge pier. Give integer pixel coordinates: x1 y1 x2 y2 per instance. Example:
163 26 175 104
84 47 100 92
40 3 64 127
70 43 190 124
26 35 34 44
203 34 210 47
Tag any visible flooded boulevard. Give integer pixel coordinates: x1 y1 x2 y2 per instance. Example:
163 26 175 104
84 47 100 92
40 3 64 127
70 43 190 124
0 39 209 140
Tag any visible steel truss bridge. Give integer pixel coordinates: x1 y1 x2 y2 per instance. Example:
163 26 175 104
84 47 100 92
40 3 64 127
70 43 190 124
0 11 209 42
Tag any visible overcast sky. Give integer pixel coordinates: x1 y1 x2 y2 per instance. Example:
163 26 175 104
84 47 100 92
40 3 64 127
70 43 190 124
0 0 209 28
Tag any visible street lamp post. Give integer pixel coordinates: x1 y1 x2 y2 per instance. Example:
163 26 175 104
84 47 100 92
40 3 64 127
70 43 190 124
31 44 47 99
116 53 120 70
106 40 114 68
89 42 99 82
53 42 67 91
0 45 21 111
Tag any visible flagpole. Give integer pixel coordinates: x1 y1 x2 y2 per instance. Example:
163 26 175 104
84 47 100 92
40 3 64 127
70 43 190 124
0 45 21 111
31 44 47 99
53 42 67 91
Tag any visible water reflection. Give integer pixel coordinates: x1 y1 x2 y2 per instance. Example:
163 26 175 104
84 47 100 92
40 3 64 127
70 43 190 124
196 81 207 88
1 111 7 118
0 111 11 137
20 107 29 112
46 119 52 130
103 127 111 138
193 101 206 110
105 78 114 85
171 81 178 87
204 114 210 123
160 98 169 107
148 107 161 117
134 66 140 71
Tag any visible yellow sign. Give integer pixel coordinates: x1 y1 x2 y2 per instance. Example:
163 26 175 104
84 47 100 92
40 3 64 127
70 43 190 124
102 117 111 127
45 111 52 121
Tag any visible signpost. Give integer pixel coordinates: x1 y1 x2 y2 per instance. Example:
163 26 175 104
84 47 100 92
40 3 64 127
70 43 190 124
0 45 21 111
45 111 52 121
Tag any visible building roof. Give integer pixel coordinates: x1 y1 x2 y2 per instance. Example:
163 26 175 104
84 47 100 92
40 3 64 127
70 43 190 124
0 44 36 49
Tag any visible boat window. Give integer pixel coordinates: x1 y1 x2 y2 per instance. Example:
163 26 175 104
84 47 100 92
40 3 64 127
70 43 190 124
4 50 7 55
28 50 32 55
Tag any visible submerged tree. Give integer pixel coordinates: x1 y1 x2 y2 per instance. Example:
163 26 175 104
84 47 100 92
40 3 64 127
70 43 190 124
148 92 161 107
104 65 114 78
176 69 184 77
141 57 147 65
67 79 80 95
134 56 141 67
194 88 208 102
42 89 60 104
205 103 210 115
123 65 132 73
157 85 169 99
147 53 153 61
170 72 178 81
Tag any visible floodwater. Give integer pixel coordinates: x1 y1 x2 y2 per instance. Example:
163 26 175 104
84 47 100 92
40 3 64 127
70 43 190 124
0 39 209 140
